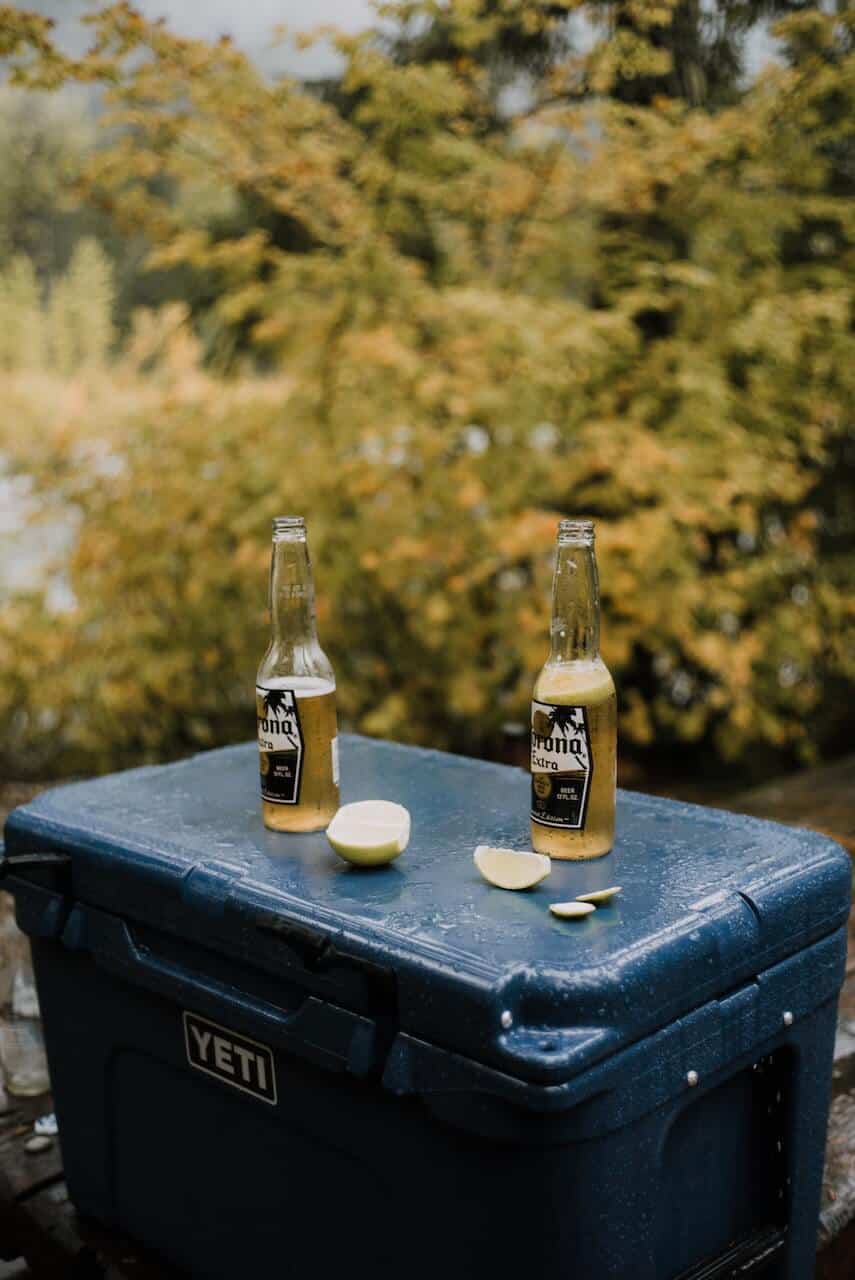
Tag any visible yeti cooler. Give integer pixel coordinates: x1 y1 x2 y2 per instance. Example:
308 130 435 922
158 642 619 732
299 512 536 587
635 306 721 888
2 735 851 1279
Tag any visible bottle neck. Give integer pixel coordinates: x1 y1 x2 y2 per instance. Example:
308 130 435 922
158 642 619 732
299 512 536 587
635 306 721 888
549 539 600 663
269 533 318 651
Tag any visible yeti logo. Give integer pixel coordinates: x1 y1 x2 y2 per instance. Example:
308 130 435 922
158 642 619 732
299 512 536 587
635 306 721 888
184 1011 277 1105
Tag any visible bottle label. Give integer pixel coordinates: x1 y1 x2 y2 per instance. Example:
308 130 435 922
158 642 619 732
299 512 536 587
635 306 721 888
530 700 592 829
257 686 303 805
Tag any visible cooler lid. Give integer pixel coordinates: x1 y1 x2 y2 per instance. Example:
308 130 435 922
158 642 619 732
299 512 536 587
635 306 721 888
4 735 850 1085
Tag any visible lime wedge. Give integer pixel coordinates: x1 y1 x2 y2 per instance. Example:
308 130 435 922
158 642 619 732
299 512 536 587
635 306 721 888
326 800 410 866
576 886 621 905
473 845 551 891
549 901 596 919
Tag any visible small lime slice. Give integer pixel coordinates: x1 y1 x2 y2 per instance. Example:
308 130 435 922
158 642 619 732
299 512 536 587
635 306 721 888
576 886 621 905
474 846 551 891
549 901 596 919
326 800 410 866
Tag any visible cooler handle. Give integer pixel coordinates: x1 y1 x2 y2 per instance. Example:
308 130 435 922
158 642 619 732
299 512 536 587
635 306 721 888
61 902 378 1077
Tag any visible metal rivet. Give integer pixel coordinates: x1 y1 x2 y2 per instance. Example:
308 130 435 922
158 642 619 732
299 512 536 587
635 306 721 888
783 1011 794 1027
687 1070 699 1088
500 1010 513 1030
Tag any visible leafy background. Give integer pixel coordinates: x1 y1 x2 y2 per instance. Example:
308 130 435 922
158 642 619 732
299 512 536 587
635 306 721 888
0 1 852 787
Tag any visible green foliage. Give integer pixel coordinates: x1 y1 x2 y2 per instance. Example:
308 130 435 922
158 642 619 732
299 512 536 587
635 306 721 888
382 0 803 108
0 2 852 780
0 238 115 371
48 237 116 372
0 86 95 276
0 254 44 369
0 82 230 343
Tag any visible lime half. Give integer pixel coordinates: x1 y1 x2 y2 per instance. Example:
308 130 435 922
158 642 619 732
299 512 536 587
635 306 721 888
326 800 411 866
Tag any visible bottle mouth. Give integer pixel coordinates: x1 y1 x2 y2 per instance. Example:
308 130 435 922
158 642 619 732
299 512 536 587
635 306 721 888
272 515 306 541
558 518 595 546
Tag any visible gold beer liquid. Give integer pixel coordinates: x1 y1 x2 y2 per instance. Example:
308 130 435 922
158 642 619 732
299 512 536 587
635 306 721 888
258 677 339 832
530 661 616 860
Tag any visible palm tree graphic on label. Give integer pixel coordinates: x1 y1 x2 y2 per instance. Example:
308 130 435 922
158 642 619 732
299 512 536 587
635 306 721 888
547 706 584 736
546 706 587 765
261 688 300 750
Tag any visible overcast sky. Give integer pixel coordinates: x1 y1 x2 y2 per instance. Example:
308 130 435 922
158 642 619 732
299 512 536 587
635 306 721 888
29 0 374 76
137 0 376 75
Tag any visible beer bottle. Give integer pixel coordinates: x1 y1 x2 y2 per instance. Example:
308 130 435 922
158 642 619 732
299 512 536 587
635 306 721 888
530 519 616 859
256 517 339 832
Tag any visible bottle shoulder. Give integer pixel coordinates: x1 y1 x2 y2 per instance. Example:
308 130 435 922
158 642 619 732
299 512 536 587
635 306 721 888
533 659 615 706
257 643 335 687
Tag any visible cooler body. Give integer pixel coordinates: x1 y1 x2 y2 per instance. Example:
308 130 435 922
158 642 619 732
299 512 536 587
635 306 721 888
4 737 851 1280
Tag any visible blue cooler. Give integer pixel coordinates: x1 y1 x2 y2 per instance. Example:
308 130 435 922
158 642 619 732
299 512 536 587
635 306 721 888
2 736 850 1279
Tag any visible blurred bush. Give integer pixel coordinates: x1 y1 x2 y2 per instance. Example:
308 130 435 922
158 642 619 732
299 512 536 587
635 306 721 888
0 238 115 372
0 2 852 779
0 84 96 278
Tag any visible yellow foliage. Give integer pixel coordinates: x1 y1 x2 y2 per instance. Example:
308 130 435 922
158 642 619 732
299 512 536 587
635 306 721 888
0 3 852 778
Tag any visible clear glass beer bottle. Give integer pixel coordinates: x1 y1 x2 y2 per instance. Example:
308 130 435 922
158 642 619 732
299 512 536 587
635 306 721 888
256 517 339 832
530 519 617 859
